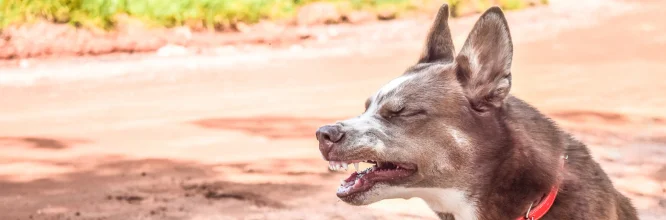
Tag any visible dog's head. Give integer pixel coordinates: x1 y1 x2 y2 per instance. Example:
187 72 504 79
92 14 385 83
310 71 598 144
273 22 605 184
315 5 514 205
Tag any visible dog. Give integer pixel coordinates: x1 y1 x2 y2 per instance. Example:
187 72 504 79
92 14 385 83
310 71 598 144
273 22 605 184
315 4 638 220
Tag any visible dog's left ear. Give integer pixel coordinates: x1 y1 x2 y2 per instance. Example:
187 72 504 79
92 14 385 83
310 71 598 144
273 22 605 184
418 4 455 64
455 7 513 111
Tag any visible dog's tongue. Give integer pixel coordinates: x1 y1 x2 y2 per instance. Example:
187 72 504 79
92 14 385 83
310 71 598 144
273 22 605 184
337 174 361 195
337 172 373 197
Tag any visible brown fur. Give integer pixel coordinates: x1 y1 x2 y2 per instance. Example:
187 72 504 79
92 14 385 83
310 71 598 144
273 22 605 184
316 4 638 220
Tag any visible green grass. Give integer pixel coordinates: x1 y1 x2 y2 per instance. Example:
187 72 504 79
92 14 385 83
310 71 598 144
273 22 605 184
499 0 525 11
0 0 543 31
0 0 302 29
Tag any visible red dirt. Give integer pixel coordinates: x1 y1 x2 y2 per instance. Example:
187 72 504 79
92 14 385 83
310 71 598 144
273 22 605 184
0 0 665 219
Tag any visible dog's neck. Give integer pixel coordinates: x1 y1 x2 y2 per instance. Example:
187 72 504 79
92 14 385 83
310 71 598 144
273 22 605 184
417 156 562 220
422 121 564 220
469 121 563 220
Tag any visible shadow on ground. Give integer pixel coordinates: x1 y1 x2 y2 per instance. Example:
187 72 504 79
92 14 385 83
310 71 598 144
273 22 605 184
0 136 90 150
0 156 332 220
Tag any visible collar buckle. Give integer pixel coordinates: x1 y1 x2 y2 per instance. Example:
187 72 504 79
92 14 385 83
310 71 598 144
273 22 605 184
517 154 567 220
524 202 534 219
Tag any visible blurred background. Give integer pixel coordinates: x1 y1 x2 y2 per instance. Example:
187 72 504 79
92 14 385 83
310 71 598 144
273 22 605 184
0 0 665 219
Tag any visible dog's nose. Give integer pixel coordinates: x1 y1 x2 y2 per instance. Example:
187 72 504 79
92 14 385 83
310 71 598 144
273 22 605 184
316 124 345 158
316 124 345 143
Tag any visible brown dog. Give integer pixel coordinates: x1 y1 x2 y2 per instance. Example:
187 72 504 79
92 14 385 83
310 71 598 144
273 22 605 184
315 4 638 220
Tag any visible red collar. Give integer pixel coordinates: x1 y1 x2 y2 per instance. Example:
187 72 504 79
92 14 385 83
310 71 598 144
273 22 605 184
516 155 567 220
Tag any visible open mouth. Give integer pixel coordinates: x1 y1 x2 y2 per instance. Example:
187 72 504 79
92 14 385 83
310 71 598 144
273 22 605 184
328 160 417 198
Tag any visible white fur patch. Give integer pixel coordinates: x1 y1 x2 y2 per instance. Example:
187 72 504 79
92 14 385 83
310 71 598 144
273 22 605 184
448 127 470 147
379 74 415 96
364 74 416 116
460 47 481 76
376 186 478 220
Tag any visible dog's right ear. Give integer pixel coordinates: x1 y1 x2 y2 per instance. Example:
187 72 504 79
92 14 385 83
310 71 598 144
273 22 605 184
418 4 455 64
455 7 513 112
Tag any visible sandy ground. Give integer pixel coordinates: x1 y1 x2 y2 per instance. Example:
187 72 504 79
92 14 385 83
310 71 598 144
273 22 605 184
0 0 665 219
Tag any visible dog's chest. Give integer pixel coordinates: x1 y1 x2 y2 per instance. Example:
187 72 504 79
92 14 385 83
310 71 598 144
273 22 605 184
383 187 478 220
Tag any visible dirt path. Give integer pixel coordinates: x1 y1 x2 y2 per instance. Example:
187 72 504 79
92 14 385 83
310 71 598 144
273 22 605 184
0 0 665 219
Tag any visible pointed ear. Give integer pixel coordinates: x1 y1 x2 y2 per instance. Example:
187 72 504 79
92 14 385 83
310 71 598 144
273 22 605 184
455 6 513 111
418 4 455 64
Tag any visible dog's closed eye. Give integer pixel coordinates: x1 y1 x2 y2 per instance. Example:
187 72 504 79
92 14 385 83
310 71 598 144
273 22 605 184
382 106 425 119
384 107 404 119
399 109 426 117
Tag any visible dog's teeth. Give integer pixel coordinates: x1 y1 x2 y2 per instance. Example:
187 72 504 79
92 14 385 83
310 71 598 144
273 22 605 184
342 162 348 171
353 163 359 172
341 180 345 186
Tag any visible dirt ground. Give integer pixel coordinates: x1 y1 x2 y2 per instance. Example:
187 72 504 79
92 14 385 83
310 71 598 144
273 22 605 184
0 0 665 219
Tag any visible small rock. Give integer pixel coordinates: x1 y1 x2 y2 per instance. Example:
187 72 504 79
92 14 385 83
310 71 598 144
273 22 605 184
327 28 339 37
156 44 188 57
254 21 283 34
114 195 144 204
343 11 375 24
290 45 304 52
234 22 252 33
19 59 30 68
172 27 192 40
297 2 341 26
296 27 312 39
377 10 397 20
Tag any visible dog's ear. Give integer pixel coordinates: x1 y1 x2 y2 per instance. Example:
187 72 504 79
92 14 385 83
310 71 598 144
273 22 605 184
418 4 455 64
455 7 513 111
